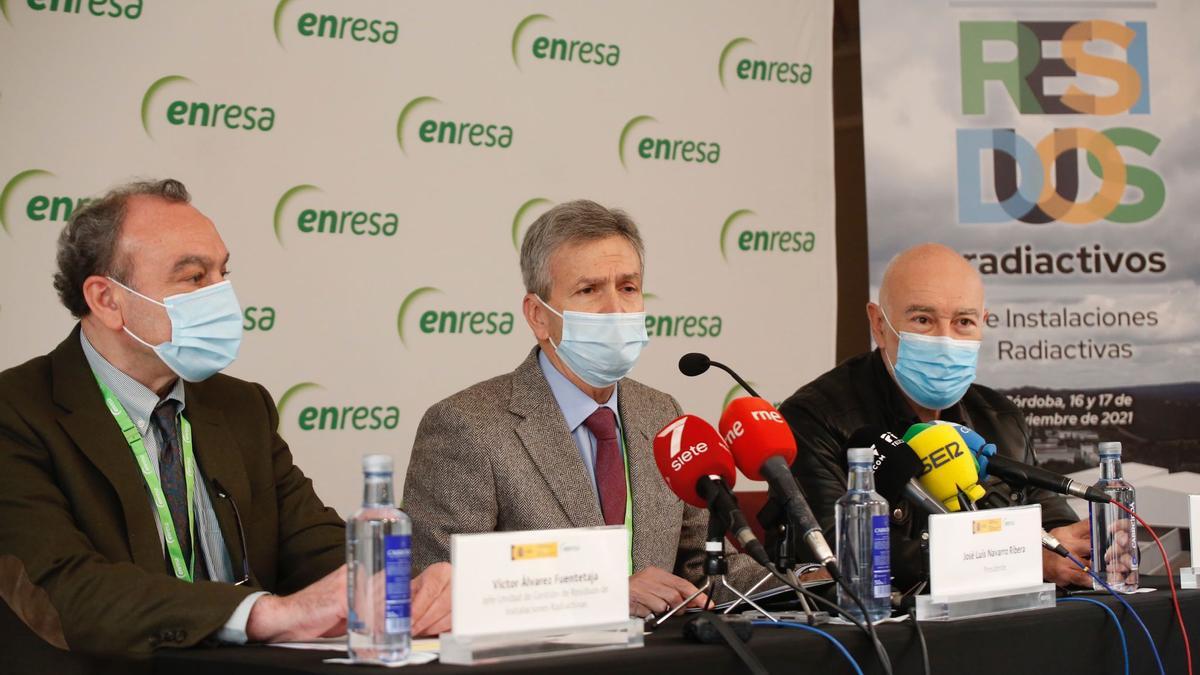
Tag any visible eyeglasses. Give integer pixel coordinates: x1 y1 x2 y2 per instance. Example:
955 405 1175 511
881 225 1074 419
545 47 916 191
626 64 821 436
212 478 251 586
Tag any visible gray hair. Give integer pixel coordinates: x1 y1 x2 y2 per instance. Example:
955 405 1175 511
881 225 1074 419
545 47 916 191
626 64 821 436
519 199 645 299
53 178 191 318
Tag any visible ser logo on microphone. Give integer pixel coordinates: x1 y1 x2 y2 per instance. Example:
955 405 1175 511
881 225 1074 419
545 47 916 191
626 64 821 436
918 441 965 475
657 418 711 471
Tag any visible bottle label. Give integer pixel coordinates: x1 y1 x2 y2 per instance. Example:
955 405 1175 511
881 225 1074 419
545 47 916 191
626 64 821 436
383 534 412 634
871 515 890 599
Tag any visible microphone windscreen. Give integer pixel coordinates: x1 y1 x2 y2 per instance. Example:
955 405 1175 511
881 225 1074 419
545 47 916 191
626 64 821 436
902 422 932 443
847 426 923 504
906 423 986 511
653 414 737 509
718 397 797 481
678 353 711 377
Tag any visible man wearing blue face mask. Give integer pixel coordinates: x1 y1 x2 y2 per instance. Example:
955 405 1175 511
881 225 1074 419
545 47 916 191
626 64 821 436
404 199 765 619
778 243 1090 591
0 179 452 661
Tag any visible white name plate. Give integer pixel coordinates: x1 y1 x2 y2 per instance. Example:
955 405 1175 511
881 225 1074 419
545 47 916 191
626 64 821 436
928 505 1043 599
1191 495 1200 562
449 526 628 638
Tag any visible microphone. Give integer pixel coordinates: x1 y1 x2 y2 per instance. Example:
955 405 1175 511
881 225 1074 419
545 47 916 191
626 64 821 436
652 414 771 567
904 423 987 512
678 353 761 398
718 397 838 577
846 426 948 516
931 421 1110 504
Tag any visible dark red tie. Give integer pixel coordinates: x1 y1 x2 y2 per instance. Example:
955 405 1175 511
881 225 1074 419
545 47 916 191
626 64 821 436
583 407 626 526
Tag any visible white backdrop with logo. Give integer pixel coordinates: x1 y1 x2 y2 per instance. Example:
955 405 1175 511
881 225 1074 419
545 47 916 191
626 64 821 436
0 0 835 514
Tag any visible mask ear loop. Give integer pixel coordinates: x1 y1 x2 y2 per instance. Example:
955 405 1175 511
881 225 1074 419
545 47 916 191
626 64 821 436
534 294 566 351
107 276 168 349
876 305 901 370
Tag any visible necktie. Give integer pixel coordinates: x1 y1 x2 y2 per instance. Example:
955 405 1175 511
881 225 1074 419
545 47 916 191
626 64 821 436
151 399 203 579
583 407 626 526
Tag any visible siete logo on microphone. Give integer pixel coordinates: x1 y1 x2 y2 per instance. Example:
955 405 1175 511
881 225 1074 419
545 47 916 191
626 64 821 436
717 37 813 89
141 75 277 139
656 417 712 472
0 169 92 236
618 115 721 168
396 287 515 348
7 0 143 23
510 13 620 70
272 184 401 247
719 209 817 261
273 0 400 48
397 96 514 154
276 382 400 431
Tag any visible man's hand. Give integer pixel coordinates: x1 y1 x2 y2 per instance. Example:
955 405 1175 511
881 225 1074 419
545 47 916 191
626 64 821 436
246 565 348 643
411 562 452 637
1042 520 1093 588
628 567 707 617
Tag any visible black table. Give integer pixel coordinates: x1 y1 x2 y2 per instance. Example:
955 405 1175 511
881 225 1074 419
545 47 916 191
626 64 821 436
144 578 1197 675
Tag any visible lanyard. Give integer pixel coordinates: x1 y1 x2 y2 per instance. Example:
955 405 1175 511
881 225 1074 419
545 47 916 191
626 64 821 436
617 429 634 576
93 374 196 582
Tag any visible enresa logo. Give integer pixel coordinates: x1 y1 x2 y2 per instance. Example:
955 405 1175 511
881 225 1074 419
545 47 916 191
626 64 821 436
718 209 816 261
277 382 399 432
273 0 399 47
243 305 276 332
396 97 513 154
718 37 812 88
644 296 722 339
0 169 91 235
141 75 276 138
510 13 620 70
396 287 515 348
619 115 720 168
272 184 399 247
957 20 1161 225
656 418 710 472
6 0 142 23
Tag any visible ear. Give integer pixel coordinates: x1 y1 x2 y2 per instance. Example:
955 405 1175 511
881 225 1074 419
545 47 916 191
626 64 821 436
522 294 550 342
865 302 885 347
82 276 125 331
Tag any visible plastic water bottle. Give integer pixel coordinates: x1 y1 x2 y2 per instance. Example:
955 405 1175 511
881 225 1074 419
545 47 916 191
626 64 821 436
836 447 891 622
347 454 412 663
1089 442 1138 592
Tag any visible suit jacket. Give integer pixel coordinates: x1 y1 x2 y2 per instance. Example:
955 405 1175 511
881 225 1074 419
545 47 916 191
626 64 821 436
403 348 764 593
0 326 345 656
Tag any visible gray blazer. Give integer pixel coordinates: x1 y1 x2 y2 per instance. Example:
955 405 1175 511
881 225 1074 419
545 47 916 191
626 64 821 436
403 348 765 594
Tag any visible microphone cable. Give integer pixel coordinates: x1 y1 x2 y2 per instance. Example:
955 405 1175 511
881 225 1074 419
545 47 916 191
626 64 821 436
1056 596 1129 675
1065 551 1164 675
752 620 864 675
1111 501 1193 675
908 612 931 675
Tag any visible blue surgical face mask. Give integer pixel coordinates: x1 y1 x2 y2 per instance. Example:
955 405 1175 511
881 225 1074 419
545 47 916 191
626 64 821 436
109 277 243 382
536 295 649 388
880 308 980 411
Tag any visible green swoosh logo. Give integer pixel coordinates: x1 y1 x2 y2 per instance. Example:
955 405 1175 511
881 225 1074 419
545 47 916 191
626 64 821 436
273 184 320 247
511 197 552 250
273 0 298 47
511 13 552 69
277 381 322 420
0 169 53 235
397 286 442 347
718 37 755 89
642 292 658 302
141 75 192 138
719 209 755 261
618 115 656 169
396 96 440 155
1 0 11 25
722 383 758 412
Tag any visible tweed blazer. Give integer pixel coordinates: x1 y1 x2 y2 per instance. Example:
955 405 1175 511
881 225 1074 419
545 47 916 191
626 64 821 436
403 348 764 593
0 326 345 656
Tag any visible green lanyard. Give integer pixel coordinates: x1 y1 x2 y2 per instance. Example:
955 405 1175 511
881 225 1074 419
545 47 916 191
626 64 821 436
617 430 634 576
93 374 196 582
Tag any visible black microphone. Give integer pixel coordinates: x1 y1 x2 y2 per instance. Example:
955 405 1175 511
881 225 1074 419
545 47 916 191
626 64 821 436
696 477 772 568
846 426 948 516
679 353 762 399
986 455 1110 504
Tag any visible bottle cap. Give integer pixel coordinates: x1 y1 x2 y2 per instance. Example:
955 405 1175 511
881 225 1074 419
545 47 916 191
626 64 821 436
362 454 393 474
1098 442 1122 457
847 447 875 465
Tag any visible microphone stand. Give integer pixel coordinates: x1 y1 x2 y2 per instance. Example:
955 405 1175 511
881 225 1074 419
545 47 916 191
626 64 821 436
655 510 774 625
729 519 828 624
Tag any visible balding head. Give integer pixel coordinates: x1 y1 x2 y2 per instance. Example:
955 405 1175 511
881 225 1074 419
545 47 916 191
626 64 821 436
867 243 987 412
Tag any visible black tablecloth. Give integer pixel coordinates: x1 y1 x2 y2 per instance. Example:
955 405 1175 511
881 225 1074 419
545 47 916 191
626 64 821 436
143 577 1196 675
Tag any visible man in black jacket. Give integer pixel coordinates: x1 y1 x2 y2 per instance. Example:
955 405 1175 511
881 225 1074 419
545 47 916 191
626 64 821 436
779 243 1090 592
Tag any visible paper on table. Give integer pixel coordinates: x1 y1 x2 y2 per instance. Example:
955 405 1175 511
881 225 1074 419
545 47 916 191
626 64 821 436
324 652 438 668
270 638 440 653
